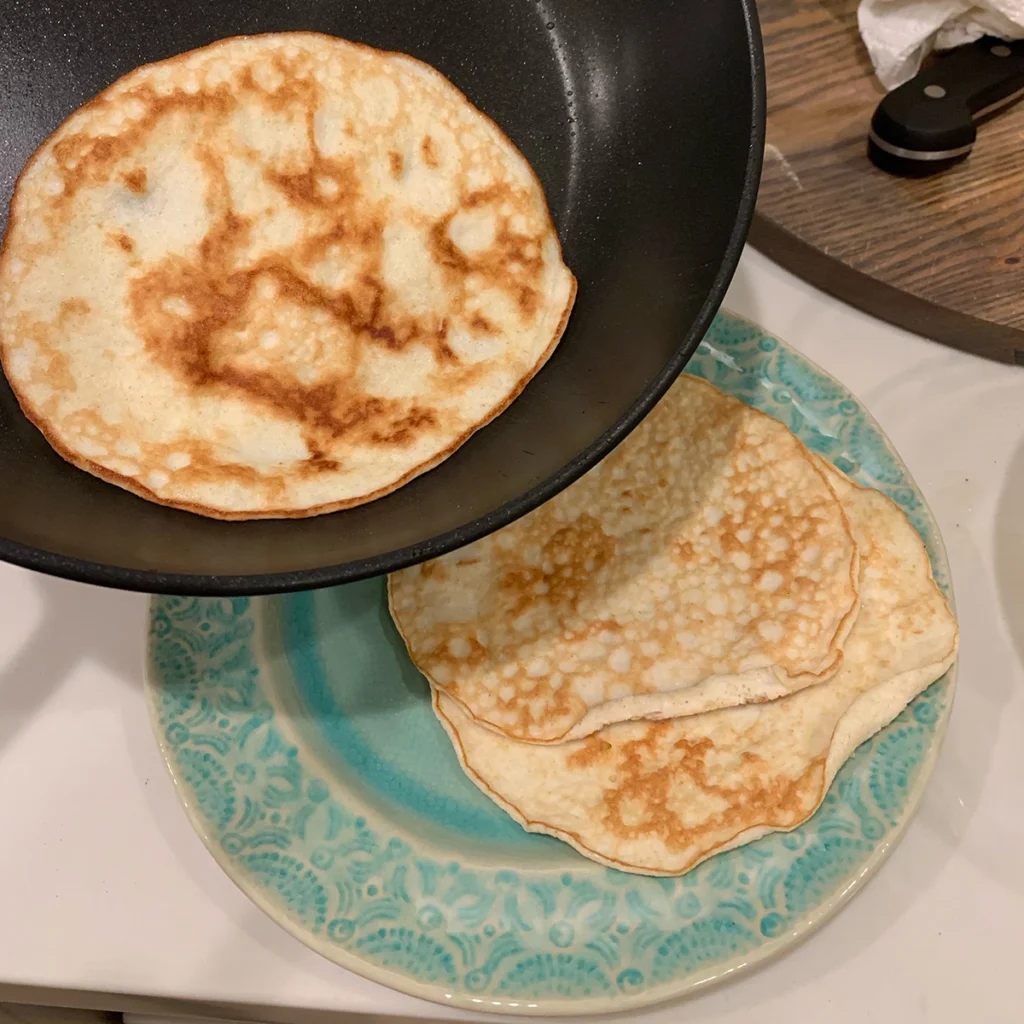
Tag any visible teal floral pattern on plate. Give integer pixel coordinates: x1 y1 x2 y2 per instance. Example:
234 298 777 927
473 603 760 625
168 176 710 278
146 311 957 1016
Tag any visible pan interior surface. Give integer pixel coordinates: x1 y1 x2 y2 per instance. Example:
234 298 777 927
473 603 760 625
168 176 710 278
0 0 764 592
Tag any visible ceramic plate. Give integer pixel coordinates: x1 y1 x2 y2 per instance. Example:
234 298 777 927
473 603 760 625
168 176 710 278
146 311 957 1016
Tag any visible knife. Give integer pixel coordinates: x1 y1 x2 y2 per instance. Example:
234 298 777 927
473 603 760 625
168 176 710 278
868 36 1024 175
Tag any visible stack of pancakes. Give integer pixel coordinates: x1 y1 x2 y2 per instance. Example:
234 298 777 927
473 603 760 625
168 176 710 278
389 375 958 876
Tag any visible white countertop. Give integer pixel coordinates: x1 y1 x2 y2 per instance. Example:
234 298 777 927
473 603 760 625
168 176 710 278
1 247 1022 1023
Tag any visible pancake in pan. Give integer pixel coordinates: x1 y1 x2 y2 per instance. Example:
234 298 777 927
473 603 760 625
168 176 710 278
0 33 576 518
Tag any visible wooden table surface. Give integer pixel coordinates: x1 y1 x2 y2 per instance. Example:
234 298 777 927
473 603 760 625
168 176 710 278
751 0 1024 364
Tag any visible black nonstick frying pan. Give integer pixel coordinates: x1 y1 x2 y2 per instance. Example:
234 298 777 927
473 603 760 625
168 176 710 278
0 0 764 594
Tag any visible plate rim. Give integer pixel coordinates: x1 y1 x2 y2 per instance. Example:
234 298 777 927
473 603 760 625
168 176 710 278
145 309 958 1016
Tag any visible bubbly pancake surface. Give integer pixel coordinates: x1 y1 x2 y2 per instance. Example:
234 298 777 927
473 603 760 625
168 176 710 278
0 33 576 518
435 464 959 875
390 375 860 743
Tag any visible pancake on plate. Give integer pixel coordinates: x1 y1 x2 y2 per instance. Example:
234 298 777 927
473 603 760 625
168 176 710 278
390 375 861 743
0 33 575 518
433 462 958 875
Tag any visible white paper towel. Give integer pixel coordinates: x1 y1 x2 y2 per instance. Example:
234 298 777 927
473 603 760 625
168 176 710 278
859 0 1024 89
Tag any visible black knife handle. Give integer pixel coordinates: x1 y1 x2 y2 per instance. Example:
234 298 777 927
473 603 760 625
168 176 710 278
869 36 1024 175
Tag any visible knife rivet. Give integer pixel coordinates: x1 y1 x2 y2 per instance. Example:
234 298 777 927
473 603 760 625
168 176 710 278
992 44 1012 57
924 84 947 99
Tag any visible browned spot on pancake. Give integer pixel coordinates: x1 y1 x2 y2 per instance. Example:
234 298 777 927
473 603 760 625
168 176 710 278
52 63 316 206
52 84 237 201
51 133 121 199
421 135 439 168
7 313 78 403
421 512 616 737
450 635 490 669
498 514 615 621
140 438 292 498
516 284 540 318
469 312 497 334
428 218 470 273
122 168 147 194
62 407 115 443
265 161 358 211
588 727 826 853
389 151 404 178
429 186 545 323
463 186 503 209
566 735 614 771
443 358 491 394
110 231 135 254
433 319 459 364
44 349 77 397
59 298 91 320
238 57 320 113
373 406 438 445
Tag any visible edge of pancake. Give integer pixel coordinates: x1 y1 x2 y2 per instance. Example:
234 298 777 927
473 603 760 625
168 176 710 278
0 32 578 519
389 375 862 743
811 458 960 767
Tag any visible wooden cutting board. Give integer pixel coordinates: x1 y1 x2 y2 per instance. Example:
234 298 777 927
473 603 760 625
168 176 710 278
751 0 1024 364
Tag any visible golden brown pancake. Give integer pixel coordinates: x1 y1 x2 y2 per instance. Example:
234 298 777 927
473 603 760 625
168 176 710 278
390 375 860 743
0 33 575 518
434 464 959 875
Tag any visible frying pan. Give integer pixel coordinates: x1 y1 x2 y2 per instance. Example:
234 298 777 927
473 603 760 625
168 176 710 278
0 0 764 594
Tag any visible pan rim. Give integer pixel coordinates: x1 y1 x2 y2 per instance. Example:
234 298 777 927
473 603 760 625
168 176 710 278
0 0 766 595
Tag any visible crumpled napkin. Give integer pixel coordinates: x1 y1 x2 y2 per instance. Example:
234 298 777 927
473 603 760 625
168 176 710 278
859 0 1024 89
